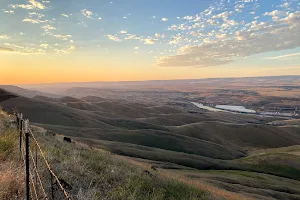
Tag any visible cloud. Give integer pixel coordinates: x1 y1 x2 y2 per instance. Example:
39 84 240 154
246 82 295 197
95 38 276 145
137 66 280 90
107 35 121 42
81 9 93 19
10 0 46 10
155 33 165 38
55 45 76 54
264 10 283 21
42 24 56 31
23 18 42 24
29 0 45 9
120 30 127 34
3 10 14 14
11 4 35 10
61 14 69 18
52 34 72 40
0 35 10 39
265 52 300 60
0 46 15 52
125 34 140 40
0 44 45 55
161 18 168 22
157 10 300 67
40 44 49 48
280 2 290 8
98 17 102 20
143 38 157 45
29 12 45 18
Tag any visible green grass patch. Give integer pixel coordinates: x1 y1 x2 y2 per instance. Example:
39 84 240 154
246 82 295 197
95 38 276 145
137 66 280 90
0 128 18 159
107 174 207 200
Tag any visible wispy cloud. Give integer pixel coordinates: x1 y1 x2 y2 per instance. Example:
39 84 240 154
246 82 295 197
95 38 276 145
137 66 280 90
142 38 157 45
23 18 42 24
0 46 15 52
61 14 69 18
55 45 76 54
3 10 14 14
265 52 300 60
0 35 10 39
107 35 121 42
0 44 45 55
10 0 46 10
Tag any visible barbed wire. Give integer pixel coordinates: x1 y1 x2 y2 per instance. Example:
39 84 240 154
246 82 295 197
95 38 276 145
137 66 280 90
29 128 72 200
29 146 49 200
15 111 72 200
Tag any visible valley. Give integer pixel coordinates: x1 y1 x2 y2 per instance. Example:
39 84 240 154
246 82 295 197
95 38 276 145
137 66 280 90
1 76 300 199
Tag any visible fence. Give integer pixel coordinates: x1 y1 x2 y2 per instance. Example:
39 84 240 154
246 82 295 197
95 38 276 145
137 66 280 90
14 110 72 200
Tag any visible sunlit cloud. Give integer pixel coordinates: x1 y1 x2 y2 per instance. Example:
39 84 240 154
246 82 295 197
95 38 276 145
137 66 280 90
0 35 10 39
10 0 46 10
3 10 15 14
142 38 157 45
23 18 42 24
55 45 76 54
107 35 121 42
42 24 56 31
155 0 300 67
40 44 49 48
81 9 93 19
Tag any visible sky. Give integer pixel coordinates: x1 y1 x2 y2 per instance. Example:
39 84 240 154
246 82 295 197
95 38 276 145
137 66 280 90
0 0 300 84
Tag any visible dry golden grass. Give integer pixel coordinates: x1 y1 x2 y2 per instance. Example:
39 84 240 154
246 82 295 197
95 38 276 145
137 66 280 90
158 169 255 200
120 158 251 200
0 163 25 200
0 108 26 200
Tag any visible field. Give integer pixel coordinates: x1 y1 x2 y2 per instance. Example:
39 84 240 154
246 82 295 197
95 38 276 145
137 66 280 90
1 75 300 199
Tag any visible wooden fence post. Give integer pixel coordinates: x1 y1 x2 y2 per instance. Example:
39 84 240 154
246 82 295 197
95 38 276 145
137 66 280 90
24 119 30 200
19 113 23 160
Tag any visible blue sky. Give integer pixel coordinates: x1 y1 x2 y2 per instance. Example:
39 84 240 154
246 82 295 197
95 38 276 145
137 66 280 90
0 0 300 83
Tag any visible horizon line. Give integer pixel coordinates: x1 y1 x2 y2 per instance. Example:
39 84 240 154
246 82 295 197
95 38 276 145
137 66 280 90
1 74 299 86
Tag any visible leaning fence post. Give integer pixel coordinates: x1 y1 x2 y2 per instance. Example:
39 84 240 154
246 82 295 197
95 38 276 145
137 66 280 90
19 113 23 161
24 119 30 200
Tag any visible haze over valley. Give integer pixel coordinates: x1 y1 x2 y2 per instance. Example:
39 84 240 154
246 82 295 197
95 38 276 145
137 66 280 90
1 76 300 199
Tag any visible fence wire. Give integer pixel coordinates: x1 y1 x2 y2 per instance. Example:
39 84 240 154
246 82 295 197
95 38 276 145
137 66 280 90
16 112 72 200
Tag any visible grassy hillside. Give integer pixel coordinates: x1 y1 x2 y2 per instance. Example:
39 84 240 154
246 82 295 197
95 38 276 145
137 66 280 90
34 123 244 160
0 89 18 102
161 169 300 200
2 86 300 200
0 109 215 200
0 96 168 131
172 121 300 150
0 85 59 98
2 90 300 166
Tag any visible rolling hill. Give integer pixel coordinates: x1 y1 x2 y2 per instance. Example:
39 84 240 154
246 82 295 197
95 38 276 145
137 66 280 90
2 84 300 199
